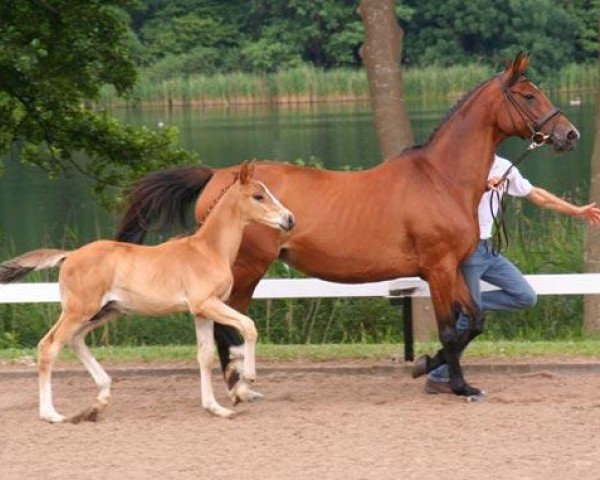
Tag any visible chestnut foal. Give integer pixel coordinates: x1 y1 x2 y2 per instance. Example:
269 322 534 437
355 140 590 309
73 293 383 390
0 161 294 422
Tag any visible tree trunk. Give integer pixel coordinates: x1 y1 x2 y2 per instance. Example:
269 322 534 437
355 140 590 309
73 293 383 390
583 21 600 334
358 0 435 341
358 0 414 158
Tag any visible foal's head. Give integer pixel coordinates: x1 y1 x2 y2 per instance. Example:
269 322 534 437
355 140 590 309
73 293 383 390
496 52 579 151
235 161 295 231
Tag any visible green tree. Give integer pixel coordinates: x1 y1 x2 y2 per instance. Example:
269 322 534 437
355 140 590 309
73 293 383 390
133 0 368 74
401 0 595 75
0 0 196 199
556 0 599 63
134 0 241 76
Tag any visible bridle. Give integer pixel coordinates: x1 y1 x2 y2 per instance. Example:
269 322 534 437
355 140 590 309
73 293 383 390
489 77 563 254
502 76 562 149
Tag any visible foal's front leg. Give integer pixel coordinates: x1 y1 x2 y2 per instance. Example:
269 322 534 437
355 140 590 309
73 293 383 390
194 317 235 418
199 298 258 382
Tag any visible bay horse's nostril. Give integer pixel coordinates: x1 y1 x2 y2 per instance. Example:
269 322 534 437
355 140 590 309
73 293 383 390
287 214 295 230
567 128 580 141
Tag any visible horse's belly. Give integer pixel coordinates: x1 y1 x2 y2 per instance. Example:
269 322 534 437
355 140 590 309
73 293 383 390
110 289 189 316
281 242 420 283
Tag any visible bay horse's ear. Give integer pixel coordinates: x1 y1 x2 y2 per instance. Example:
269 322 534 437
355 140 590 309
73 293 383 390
239 160 255 185
504 51 530 87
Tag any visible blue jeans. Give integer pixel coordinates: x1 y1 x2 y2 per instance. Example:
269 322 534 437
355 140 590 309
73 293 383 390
427 239 537 382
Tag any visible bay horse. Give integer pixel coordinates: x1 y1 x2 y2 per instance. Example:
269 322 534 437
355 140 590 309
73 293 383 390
117 53 579 401
0 161 294 422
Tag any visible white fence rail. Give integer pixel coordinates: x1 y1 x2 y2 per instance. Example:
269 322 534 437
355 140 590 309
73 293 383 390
2 274 600 304
2 274 599 361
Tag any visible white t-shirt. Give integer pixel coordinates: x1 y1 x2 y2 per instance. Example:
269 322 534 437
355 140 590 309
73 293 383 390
478 155 533 239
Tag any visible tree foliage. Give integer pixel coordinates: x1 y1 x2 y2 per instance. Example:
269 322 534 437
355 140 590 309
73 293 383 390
401 0 596 76
0 0 596 196
131 0 597 79
0 0 196 199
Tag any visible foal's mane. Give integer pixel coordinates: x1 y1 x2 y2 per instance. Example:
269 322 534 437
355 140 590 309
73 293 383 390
403 74 499 153
198 174 239 225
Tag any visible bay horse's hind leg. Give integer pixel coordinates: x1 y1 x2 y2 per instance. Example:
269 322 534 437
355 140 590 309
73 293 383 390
195 317 235 418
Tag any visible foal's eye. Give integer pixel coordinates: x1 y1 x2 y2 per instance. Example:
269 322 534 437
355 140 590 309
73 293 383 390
253 194 264 202
523 93 535 101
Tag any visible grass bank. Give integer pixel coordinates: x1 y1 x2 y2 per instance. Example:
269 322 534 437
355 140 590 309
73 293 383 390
99 63 598 108
1 340 599 364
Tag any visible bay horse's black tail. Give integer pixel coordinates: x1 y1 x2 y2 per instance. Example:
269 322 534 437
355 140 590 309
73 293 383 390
116 165 214 243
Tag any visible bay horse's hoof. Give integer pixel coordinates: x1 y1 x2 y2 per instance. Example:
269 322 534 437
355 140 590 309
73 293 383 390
412 355 430 378
452 383 481 397
467 391 488 403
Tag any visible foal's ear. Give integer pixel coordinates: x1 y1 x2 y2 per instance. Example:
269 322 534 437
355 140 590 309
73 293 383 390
239 160 255 185
504 51 530 87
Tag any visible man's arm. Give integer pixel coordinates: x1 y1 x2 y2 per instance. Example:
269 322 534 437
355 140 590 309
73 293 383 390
526 187 600 225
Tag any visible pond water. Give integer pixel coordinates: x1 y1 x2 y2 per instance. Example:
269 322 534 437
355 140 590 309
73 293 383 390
0 100 595 251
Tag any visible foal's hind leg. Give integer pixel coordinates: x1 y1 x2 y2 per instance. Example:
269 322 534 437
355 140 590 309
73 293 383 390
67 312 118 423
38 310 86 423
195 317 235 418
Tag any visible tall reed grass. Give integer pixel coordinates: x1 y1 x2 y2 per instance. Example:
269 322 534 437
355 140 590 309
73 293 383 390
99 63 597 109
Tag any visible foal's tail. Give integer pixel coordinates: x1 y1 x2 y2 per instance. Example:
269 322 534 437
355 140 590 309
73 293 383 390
0 249 69 283
116 165 214 244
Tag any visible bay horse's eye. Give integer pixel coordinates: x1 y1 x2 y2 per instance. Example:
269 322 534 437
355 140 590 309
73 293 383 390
523 93 535 101
253 194 265 202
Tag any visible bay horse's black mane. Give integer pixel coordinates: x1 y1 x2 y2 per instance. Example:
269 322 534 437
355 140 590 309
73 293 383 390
402 74 501 154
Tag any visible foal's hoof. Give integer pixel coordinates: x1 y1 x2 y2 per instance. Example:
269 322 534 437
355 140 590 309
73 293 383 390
207 405 236 418
69 406 101 424
412 355 430 378
230 381 264 406
40 412 66 424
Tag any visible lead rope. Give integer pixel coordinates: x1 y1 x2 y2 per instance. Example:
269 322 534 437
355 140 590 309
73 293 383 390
489 132 550 255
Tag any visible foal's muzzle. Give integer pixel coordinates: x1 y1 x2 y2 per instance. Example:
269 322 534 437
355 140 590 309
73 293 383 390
280 213 295 232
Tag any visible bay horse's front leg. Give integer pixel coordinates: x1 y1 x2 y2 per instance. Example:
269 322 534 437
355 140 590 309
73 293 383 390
428 273 481 397
413 265 485 379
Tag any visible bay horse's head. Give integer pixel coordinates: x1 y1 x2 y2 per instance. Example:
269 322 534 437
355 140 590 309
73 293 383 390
235 160 295 231
497 52 579 151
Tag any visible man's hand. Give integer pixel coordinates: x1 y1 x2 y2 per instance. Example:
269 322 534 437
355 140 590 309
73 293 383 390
573 202 600 225
527 188 600 226
486 176 506 191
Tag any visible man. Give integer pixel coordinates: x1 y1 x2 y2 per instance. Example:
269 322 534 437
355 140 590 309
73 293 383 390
423 153 600 394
